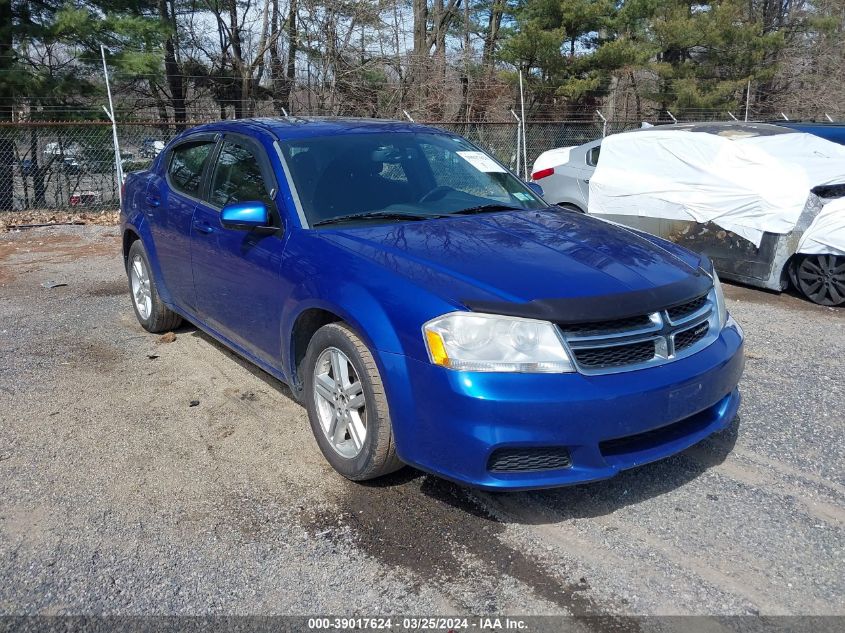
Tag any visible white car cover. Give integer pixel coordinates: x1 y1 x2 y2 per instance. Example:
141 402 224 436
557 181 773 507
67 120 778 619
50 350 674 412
798 197 845 257
588 129 845 248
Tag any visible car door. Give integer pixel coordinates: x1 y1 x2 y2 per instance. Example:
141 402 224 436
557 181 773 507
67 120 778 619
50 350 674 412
146 134 218 311
190 134 287 366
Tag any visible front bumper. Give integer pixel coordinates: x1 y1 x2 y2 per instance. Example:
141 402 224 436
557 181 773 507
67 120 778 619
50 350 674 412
380 319 744 490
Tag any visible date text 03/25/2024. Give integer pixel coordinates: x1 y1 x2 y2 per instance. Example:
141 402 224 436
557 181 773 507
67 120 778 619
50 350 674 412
307 617 528 630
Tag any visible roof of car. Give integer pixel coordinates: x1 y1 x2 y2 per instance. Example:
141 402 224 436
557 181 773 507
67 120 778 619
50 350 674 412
776 121 845 145
634 121 793 139
182 116 445 140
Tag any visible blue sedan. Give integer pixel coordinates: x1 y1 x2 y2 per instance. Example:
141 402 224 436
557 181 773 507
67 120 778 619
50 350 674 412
120 118 744 490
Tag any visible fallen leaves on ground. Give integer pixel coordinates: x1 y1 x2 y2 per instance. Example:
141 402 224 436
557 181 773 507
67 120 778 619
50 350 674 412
1 210 120 231
156 332 177 345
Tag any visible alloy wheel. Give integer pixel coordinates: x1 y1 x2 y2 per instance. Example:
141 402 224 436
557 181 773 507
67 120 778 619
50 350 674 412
796 254 845 306
313 347 367 458
130 254 153 319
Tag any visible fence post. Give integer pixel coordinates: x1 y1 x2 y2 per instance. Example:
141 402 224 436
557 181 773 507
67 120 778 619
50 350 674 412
519 71 528 179
510 110 521 176
100 45 123 204
596 110 608 138
0 127 12 211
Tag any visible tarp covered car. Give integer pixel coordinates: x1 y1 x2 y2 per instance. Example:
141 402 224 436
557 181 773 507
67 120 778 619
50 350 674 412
577 122 845 306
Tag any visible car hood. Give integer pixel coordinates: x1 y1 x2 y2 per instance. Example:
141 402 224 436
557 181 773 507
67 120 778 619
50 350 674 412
321 209 712 322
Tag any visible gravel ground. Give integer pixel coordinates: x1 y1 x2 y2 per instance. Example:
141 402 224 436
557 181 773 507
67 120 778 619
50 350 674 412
0 225 842 619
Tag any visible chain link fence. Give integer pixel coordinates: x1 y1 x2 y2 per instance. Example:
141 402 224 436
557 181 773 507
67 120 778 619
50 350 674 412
0 118 657 214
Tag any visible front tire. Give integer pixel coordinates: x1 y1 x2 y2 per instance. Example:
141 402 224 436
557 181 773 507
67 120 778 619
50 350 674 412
127 240 183 332
303 322 403 481
793 254 845 306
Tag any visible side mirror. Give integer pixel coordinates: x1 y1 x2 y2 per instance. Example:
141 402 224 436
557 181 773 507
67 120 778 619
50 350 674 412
220 201 272 230
526 182 544 198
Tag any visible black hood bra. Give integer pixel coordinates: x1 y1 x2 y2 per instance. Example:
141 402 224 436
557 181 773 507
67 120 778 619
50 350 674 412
464 268 713 324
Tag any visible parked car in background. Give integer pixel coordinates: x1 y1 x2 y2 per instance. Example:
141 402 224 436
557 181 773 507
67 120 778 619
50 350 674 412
61 156 82 174
69 191 102 207
778 121 845 146
121 117 743 490
140 138 166 158
530 138 601 212
532 122 845 305
44 141 83 159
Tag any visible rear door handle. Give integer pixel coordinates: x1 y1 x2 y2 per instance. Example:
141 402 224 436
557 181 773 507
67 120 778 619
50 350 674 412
145 195 161 207
193 220 214 235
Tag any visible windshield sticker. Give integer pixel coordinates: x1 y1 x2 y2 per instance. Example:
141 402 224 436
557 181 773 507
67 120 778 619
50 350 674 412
456 151 507 173
513 192 532 201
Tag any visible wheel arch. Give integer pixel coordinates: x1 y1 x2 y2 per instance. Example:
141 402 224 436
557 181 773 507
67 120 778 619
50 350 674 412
289 307 344 395
283 291 407 400
122 228 141 269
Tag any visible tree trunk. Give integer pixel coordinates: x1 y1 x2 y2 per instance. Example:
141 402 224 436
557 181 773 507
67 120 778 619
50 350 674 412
30 127 46 207
228 0 246 118
281 0 297 113
412 0 428 59
482 1 503 71
411 0 429 103
456 0 470 121
269 0 284 115
159 0 186 124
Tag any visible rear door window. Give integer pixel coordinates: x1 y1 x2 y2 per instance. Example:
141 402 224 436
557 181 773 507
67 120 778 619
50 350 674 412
209 141 274 208
167 141 215 197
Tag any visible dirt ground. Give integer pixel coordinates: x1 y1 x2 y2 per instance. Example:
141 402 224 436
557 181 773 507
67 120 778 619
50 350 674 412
0 225 843 621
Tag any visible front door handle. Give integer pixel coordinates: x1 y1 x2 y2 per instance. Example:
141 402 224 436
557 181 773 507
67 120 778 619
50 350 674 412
145 195 161 207
193 221 214 235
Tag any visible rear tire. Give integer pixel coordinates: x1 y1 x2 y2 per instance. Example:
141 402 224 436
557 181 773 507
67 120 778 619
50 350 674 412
127 240 183 332
303 322 403 481
793 254 845 306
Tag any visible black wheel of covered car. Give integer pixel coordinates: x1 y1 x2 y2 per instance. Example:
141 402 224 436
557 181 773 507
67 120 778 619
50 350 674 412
303 322 403 480
794 254 845 306
126 240 183 332
557 203 585 213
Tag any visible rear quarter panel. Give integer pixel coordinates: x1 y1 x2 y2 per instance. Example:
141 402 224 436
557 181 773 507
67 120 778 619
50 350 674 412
120 169 176 304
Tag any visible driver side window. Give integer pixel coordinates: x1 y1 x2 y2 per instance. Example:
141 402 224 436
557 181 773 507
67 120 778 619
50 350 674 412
209 141 274 209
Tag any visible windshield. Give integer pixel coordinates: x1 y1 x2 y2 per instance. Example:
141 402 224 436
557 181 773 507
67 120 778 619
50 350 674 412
278 132 546 226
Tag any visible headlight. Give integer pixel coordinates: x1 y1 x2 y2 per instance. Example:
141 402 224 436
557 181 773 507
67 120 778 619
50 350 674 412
423 312 575 373
712 271 727 328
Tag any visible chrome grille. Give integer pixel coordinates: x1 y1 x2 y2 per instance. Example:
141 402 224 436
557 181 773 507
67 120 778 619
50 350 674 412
560 292 716 375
